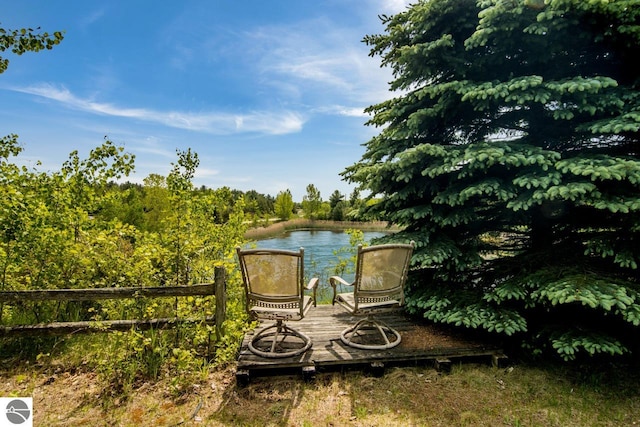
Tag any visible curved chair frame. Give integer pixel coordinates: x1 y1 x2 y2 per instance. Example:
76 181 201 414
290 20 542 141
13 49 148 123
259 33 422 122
330 241 414 350
237 247 318 358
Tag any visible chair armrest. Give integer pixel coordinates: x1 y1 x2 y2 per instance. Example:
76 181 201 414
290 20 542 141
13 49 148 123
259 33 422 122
329 275 351 288
329 276 352 305
305 277 319 290
306 277 319 306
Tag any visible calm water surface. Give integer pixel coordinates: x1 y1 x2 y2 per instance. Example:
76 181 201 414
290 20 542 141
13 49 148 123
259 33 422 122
250 229 388 283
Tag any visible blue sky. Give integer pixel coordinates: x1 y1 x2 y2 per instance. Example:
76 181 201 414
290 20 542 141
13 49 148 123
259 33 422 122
1 1 410 201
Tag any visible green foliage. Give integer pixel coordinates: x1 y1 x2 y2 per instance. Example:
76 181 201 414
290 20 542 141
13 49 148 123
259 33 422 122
274 189 294 220
346 0 640 360
329 229 367 277
550 331 626 361
0 136 248 389
406 283 528 336
329 190 346 220
242 190 275 219
0 19 251 385
302 184 322 219
0 25 64 73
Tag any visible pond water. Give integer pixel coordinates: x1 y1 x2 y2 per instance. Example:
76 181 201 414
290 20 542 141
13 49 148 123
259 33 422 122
249 229 388 283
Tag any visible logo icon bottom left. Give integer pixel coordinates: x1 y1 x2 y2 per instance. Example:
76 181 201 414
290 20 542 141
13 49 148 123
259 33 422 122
1 398 32 427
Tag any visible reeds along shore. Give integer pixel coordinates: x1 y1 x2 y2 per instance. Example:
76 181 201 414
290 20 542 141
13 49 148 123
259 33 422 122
243 219 399 240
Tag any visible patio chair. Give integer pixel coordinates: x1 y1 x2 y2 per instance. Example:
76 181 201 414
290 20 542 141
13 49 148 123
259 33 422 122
330 241 415 350
236 246 318 358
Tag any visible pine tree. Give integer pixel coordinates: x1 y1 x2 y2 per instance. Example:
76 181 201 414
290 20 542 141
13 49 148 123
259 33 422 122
344 0 640 360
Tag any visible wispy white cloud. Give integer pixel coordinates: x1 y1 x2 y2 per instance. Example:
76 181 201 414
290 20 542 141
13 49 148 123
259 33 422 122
314 105 369 118
246 17 393 106
379 0 413 14
273 56 352 90
78 7 107 29
157 3 396 116
337 107 369 118
194 167 220 178
130 136 176 159
11 84 306 135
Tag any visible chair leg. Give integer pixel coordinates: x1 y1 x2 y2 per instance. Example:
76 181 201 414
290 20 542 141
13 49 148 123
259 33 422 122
340 316 401 350
249 320 312 358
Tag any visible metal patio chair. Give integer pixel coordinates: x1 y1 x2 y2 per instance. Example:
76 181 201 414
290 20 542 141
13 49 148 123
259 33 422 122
330 241 415 350
236 246 318 358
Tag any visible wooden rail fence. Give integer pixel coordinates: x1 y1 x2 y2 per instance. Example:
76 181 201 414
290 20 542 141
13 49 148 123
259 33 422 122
0 266 227 340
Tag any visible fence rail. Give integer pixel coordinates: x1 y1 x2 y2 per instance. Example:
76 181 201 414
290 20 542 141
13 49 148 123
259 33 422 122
0 266 227 339
0 283 215 302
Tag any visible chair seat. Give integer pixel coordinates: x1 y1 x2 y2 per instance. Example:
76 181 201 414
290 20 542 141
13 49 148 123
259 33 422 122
335 292 401 314
249 295 314 321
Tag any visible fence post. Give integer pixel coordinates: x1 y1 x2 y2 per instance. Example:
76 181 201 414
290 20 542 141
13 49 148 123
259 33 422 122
214 266 227 341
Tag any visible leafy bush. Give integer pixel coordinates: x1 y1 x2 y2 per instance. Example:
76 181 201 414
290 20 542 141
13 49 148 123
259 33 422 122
0 137 249 390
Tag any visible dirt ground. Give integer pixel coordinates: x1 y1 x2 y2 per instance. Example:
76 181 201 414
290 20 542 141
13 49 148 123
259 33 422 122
1 366 236 426
0 323 503 426
3 354 639 427
0 360 483 427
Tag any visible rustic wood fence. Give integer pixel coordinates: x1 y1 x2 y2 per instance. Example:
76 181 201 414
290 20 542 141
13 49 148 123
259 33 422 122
0 266 227 340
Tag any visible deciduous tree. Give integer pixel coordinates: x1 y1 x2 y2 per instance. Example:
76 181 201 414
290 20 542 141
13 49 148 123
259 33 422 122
0 24 63 74
274 189 294 221
302 184 322 219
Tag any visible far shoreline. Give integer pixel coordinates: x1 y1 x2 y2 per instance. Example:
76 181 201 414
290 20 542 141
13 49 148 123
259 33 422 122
243 218 400 240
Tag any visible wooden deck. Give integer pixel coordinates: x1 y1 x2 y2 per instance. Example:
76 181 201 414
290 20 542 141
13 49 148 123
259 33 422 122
236 304 506 384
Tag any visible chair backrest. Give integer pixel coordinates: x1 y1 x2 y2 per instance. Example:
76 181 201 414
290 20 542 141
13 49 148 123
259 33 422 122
236 247 305 314
353 241 415 308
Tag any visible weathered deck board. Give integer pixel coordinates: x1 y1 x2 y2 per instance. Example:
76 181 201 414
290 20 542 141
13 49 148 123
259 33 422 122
237 304 504 380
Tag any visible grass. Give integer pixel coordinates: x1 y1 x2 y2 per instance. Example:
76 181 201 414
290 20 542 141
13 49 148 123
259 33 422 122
1 346 639 426
218 362 639 427
1 291 638 426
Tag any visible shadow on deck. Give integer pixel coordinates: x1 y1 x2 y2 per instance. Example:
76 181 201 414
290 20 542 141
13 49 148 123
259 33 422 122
236 304 506 385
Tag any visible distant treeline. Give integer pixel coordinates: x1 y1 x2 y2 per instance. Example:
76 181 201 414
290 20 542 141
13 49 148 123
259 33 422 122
244 219 398 240
102 181 371 230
